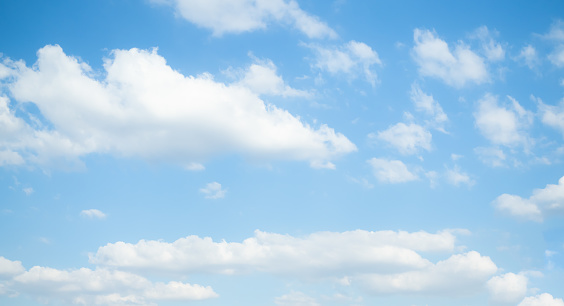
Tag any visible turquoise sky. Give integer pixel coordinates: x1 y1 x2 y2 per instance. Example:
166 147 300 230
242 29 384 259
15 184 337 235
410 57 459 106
2 1 564 305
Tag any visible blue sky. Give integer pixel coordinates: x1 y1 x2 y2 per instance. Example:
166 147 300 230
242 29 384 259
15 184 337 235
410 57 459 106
2 0 564 305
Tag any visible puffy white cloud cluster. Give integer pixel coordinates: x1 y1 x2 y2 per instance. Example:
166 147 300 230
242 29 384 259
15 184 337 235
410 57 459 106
150 0 337 39
493 175 564 222
538 97 564 137
487 272 529 304
367 158 418 184
412 28 488 87
0 45 356 169
519 293 564 306
375 122 432 155
410 83 448 132
0 256 217 305
199 182 226 199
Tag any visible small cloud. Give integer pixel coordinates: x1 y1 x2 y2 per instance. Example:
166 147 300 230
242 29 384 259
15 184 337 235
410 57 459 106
200 182 226 199
39 237 51 244
80 209 107 219
22 187 34 196
367 158 418 183
185 162 205 171
445 166 475 187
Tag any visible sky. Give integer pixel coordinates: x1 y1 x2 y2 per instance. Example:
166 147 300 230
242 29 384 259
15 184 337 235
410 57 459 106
1 0 564 305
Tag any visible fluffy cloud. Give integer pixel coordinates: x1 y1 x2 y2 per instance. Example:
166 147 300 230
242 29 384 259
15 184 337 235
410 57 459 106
519 293 564 306
517 45 540 69
374 123 432 155
472 26 505 62
199 182 226 199
445 166 475 187
150 0 337 39
410 84 448 131
539 98 564 136
0 45 355 169
545 20 564 67
487 272 528 304
493 175 564 222
233 58 310 98
305 40 382 85
367 158 418 183
412 28 488 87
0 257 25 277
357 251 497 295
474 94 532 148
80 209 107 219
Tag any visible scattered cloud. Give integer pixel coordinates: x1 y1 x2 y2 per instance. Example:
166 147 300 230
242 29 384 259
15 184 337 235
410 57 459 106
410 84 448 131
516 45 540 69
487 272 528 304
538 97 564 136
367 158 418 183
519 293 564 306
80 209 107 219
445 166 475 187
475 147 507 167
150 0 337 39
305 40 382 85
544 20 564 68
374 122 432 155
200 182 226 199
471 26 505 62
275 291 320 306
0 45 356 169
22 187 34 196
493 175 564 222
412 28 488 87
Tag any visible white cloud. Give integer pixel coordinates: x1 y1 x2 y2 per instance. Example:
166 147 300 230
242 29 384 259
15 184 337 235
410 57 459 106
472 26 505 62
517 45 540 69
0 257 25 277
410 84 448 131
474 94 532 148
305 40 382 85
200 182 226 199
474 147 506 167
487 273 528 304
367 158 418 183
275 291 320 306
357 251 497 295
493 176 564 222
22 187 34 196
232 57 310 98
539 98 564 136
1 45 355 169
545 20 564 67
80 209 107 219
375 123 432 155
7 265 217 304
90 229 458 278
412 28 488 87
445 166 475 187
150 0 337 39
519 293 564 306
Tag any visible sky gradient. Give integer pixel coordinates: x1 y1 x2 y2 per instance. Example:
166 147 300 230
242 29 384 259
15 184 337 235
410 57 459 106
2 1 564 305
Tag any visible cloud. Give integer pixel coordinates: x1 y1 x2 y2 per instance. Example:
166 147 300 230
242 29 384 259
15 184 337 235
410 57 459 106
487 272 528 304
492 175 564 222
200 182 226 199
5 265 217 304
22 187 33 196
474 94 532 148
367 158 418 183
545 20 564 67
356 251 497 296
374 123 432 155
0 45 355 169
232 57 310 97
275 291 320 306
305 40 382 85
0 257 25 277
538 97 564 136
516 45 540 69
519 293 564 306
471 26 505 62
412 28 488 87
150 0 337 39
445 166 475 187
80 209 107 219
410 84 448 131
474 147 507 167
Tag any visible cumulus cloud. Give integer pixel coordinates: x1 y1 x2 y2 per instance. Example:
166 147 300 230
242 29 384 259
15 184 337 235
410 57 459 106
200 182 226 199
0 257 25 277
80 209 107 219
305 40 382 85
412 28 488 87
493 175 564 222
516 45 540 69
474 94 533 148
150 0 337 39
410 84 448 131
0 45 355 169
233 58 310 98
538 97 564 136
445 166 475 187
357 251 497 295
519 293 564 306
374 122 432 155
471 26 505 62
487 272 528 304
367 158 418 183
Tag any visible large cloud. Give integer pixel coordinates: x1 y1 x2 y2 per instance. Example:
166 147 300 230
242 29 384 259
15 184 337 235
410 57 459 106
412 28 488 87
150 0 337 39
493 175 564 222
0 45 355 169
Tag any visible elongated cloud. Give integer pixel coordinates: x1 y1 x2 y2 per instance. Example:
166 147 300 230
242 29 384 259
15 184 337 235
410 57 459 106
150 0 337 39
1 45 355 169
